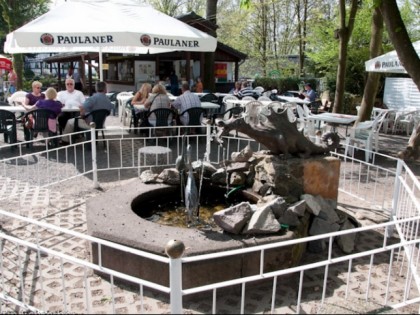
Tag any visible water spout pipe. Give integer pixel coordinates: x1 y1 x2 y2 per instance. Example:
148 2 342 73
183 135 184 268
224 185 245 199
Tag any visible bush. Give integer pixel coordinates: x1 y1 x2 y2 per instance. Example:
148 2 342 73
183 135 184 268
253 77 321 94
24 69 35 81
23 74 60 92
253 77 302 93
329 91 360 114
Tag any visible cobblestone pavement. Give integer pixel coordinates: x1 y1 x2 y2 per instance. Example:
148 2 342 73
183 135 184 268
1 115 419 314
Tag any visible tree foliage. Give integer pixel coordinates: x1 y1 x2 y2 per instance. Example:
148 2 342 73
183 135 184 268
147 0 185 16
146 0 207 17
0 0 47 29
0 0 418 100
0 0 49 89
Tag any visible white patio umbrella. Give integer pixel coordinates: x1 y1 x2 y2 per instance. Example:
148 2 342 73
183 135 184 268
365 40 420 73
4 0 217 80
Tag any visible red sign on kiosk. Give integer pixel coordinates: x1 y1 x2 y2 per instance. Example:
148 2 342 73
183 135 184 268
214 63 227 83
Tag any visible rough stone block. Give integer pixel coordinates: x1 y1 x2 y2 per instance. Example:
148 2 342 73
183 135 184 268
243 207 281 234
213 201 253 234
302 156 340 200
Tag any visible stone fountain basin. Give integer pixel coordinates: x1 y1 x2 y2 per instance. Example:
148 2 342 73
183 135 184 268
86 179 310 289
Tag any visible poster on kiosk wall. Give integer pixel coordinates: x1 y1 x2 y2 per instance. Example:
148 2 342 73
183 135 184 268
135 61 156 90
214 63 227 83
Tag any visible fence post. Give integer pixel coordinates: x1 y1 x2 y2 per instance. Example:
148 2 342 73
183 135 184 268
165 239 185 314
205 124 211 162
90 122 99 189
388 158 403 236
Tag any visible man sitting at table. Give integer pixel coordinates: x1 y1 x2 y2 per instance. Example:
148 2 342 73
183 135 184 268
237 81 255 99
300 83 317 102
171 82 202 125
57 78 85 133
60 81 113 145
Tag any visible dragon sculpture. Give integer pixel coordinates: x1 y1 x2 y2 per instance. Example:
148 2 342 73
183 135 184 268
214 102 340 158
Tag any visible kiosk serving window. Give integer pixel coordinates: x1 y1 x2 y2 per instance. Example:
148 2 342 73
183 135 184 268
107 59 134 83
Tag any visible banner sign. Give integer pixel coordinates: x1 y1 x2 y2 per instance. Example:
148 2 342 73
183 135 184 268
214 63 227 82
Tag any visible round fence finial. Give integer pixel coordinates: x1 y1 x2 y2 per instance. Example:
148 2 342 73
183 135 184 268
165 239 185 259
89 122 96 128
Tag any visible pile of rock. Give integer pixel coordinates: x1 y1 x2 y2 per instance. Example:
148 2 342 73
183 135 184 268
211 193 358 254
139 145 359 254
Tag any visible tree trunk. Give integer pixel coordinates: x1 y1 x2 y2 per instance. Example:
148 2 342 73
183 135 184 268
296 0 303 77
216 106 340 157
204 0 218 92
260 0 268 77
379 0 420 91
297 0 308 77
357 6 384 123
272 1 280 72
380 0 420 157
332 0 358 113
12 54 23 91
397 122 420 161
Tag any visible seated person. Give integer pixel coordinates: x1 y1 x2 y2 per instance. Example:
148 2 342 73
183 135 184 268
25 81 45 106
237 81 254 99
229 81 241 96
57 78 86 133
300 83 317 102
132 83 152 108
61 81 113 144
171 82 202 125
144 83 172 127
22 87 62 139
131 83 152 122
194 77 203 93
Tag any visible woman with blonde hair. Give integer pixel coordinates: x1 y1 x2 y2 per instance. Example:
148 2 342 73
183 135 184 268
144 83 172 126
131 83 152 127
25 80 45 105
132 83 152 108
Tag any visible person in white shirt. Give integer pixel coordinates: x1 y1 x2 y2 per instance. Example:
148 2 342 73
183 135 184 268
61 81 113 144
57 78 85 133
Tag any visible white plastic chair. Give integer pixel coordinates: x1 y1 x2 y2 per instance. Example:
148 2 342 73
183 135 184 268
116 91 134 124
222 94 238 103
243 100 263 125
344 109 389 162
381 109 396 134
296 104 322 141
392 110 420 136
357 106 394 134
241 96 256 102
266 101 284 114
7 91 27 106
222 95 239 119
304 103 327 135
257 96 271 102
302 104 312 116
296 105 309 133
253 86 264 95
262 90 272 98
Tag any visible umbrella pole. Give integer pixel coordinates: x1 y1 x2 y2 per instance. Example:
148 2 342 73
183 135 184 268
99 47 103 81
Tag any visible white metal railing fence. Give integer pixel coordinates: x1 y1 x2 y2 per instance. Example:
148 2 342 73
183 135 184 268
0 208 419 313
0 124 419 313
0 124 263 199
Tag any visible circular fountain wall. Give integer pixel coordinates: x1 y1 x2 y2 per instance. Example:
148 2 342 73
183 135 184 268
86 179 310 289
